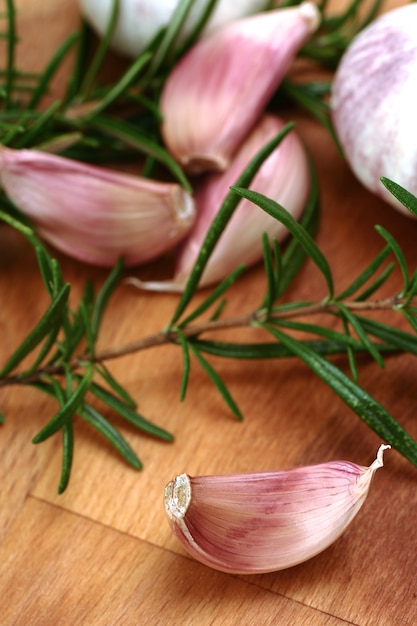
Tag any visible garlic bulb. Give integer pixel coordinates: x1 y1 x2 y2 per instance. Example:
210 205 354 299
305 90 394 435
331 3 417 217
78 0 270 58
164 445 390 574
0 147 195 267
160 3 320 173
129 114 310 291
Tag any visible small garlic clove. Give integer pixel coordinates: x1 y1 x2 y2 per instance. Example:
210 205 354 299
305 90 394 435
331 3 417 217
0 147 195 267
133 114 310 292
164 445 390 574
160 2 320 173
78 0 271 58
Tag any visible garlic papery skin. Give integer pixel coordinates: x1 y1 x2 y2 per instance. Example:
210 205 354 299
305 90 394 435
0 147 195 267
134 114 309 292
160 3 320 173
164 445 390 575
78 0 270 58
330 4 417 217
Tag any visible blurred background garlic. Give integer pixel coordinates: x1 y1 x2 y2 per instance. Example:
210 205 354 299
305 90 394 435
160 2 320 173
0 147 195 267
331 3 417 217
164 445 390 574
132 115 310 291
78 0 270 58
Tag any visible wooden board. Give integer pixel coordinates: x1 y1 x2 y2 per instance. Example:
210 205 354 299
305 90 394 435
1 2 417 624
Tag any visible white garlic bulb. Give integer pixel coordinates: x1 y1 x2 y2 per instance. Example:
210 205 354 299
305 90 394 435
331 3 417 217
78 0 270 58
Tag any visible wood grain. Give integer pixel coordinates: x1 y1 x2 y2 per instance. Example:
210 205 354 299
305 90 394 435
1 1 417 625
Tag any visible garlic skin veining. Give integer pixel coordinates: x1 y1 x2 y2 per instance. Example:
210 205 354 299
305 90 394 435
160 3 320 173
78 0 270 58
331 3 417 217
130 114 310 292
164 445 390 575
0 147 195 267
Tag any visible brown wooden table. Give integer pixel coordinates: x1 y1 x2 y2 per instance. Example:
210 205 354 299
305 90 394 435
1 1 417 624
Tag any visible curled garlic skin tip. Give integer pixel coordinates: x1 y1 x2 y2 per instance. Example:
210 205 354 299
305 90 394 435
164 445 390 575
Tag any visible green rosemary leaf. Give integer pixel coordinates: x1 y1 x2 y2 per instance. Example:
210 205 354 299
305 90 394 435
260 232 277 316
89 381 173 440
0 412 5 424
176 328 191 402
91 258 124 341
83 51 152 119
401 309 417 335
34 244 55 298
32 365 93 443
90 115 191 192
381 177 417 218
144 0 195 78
28 32 79 109
79 0 120 97
188 342 243 420
341 316 359 382
0 283 70 377
337 245 391 300
355 262 395 302
278 156 320 296
336 302 385 368
170 123 295 325
60 280 95 360
3 0 16 109
179 264 246 327
58 420 74 494
176 0 219 54
80 403 142 470
210 299 227 321
375 225 409 294
270 318 366 349
95 363 137 408
357 316 417 357
14 100 62 149
28 323 61 372
232 186 334 298
64 21 90 103
261 324 417 466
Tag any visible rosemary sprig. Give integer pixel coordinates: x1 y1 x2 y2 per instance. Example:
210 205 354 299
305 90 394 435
2 0 416 493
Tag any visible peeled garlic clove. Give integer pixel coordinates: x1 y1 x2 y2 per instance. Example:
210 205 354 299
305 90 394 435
160 3 320 173
134 114 310 291
78 0 271 58
331 3 417 217
0 147 195 267
164 445 390 574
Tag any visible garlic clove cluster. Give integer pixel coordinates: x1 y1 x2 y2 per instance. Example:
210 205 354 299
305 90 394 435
331 3 417 217
160 2 320 173
78 0 271 58
0 147 195 267
134 114 310 292
164 445 390 574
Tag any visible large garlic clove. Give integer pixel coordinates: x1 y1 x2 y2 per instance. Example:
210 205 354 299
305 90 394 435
133 114 310 291
164 445 390 575
331 3 417 217
160 3 320 173
78 0 271 58
0 147 195 267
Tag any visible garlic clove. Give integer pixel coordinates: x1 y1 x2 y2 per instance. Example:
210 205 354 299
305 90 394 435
78 0 271 58
160 2 320 173
164 445 390 574
0 147 195 267
133 114 310 292
331 4 417 217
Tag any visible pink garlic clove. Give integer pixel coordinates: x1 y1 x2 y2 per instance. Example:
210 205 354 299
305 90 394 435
0 147 195 267
164 445 390 574
160 2 320 173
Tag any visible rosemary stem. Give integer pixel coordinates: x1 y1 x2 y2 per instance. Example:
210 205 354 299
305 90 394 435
0 294 410 388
